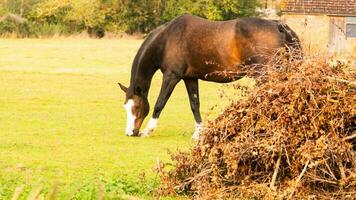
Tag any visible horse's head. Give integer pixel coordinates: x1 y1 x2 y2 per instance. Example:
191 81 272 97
118 83 150 136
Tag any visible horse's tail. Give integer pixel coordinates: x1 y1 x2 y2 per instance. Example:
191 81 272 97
276 21 304 59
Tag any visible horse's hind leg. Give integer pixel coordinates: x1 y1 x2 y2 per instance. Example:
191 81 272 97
141 72 180 136
184 79 203 140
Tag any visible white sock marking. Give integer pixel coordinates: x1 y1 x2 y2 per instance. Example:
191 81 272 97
141 118 158 137
192 122 203 140
124 99 136 136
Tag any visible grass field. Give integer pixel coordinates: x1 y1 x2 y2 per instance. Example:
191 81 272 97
0 39 249 199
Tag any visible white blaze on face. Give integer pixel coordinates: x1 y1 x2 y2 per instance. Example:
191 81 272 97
124 99 136 136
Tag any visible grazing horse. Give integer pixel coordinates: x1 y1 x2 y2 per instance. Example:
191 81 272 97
118 14 301 139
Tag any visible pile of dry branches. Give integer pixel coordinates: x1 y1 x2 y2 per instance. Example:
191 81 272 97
158 58 356 199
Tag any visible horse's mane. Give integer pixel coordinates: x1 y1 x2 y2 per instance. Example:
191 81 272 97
129 22 170 87
274 20 303 53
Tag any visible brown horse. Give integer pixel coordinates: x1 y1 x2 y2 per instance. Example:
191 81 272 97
118 14 301 139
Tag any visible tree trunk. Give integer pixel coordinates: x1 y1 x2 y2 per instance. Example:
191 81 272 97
20 0 24 16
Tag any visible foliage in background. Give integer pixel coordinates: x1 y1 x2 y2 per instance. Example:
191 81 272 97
0 14 30 37
0 0 259 37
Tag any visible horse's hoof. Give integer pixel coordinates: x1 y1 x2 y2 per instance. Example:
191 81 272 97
140 133 150 137
140 127 154 137
192 132 200 141
140 130 152 137
126 131 140 137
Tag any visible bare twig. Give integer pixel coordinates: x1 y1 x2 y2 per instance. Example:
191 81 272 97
325 161 337 181
156 157 164 175
306 175 338 185
289 159 310 199
343 133 356 141
27 187 42 200
177 169 212 190
11 186 24 200
97 183 105 200
270 151 282 189
337 161 347 181
326 76 356 86
48 183 59 200
284 145 291 166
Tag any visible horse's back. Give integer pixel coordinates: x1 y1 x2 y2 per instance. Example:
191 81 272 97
161 15 240 76
156 14 300 80
234 17 288 64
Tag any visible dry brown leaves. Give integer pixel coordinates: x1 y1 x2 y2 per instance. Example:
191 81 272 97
158 57 356 199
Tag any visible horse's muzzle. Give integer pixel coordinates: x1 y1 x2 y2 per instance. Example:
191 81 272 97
131 129 140 137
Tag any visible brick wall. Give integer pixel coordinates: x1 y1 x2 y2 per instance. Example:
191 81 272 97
281 0 356 16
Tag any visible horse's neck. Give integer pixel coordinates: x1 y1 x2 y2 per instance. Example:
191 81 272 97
130 63 157 98
130 45 162 98
130 25 167 97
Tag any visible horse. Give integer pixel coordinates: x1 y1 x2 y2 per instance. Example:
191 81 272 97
118 13 301 140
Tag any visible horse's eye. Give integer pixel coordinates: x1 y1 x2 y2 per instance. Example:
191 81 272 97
135 86 142 95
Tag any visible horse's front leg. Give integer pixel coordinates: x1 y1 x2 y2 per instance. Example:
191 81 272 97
184 79 203 140
141 72 180 136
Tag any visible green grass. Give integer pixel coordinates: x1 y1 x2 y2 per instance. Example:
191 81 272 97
0 39 250 199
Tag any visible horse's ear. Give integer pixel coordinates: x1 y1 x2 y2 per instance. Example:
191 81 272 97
118 82 128 93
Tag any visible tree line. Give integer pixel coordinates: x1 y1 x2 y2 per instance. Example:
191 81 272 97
0 0 259 38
